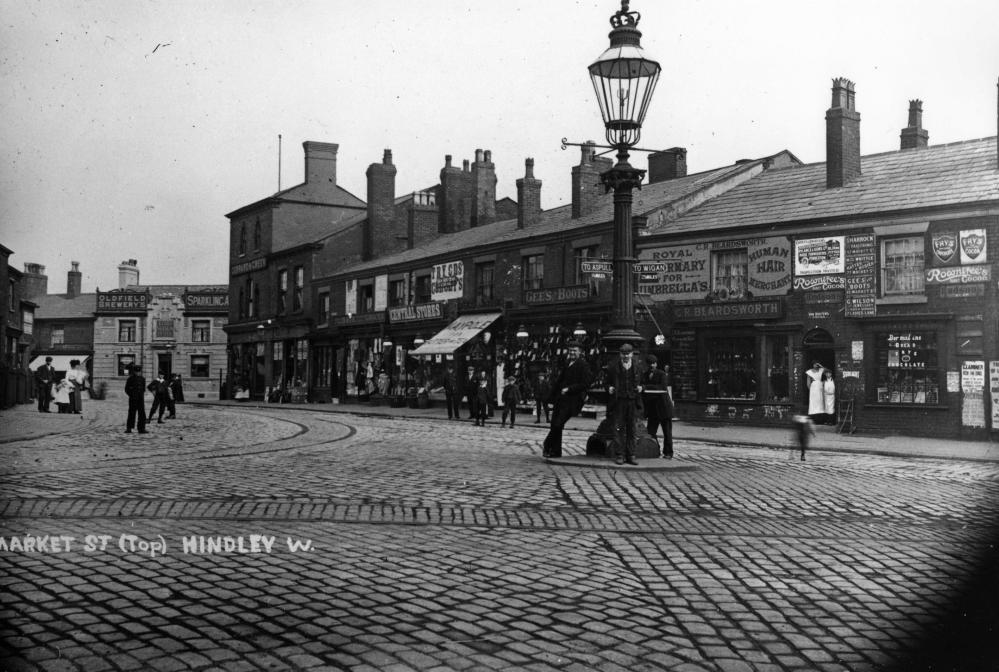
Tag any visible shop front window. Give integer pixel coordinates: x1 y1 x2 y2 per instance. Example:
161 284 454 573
766 335 790 402
706 337 757 400
882 236 924 296
712 249 748 299
875 331 939 404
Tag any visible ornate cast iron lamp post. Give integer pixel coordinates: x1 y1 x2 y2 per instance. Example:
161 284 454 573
588 0 660 350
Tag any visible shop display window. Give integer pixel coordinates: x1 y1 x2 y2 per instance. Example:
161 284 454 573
766 335 790 402
881 236 924 296
874 331 939 404
706 337 757 399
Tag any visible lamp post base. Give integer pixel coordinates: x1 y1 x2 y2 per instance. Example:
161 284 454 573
599 326 643 353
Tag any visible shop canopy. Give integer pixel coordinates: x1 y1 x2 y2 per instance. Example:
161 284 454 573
409 313 502 356
28 355 90 372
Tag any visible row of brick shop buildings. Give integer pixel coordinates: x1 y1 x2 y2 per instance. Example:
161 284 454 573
224 77 999 439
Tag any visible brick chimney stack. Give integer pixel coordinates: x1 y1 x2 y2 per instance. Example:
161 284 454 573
303 141 338 187
826 78 861 188
364 149 399 260
438 154 473 234
67 261 82 298
471 149 497 227
21 263 47 299
900 100 929 150
516 158 542 229
118 259 139 289
648 147 688 183
571 142 612 219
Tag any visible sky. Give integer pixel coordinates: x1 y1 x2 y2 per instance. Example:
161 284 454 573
2 0 997 292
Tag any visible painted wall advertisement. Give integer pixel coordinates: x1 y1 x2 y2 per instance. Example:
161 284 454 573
431 260 464 301
960 229 987 265
961 360 986 428
794 236 845 276
638 237 791 301
374 275 388 312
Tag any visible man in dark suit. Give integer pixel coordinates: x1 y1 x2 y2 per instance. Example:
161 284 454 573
124 365 148 434
35 356 55 412
642 354 675 459
443 365 460 420
463 365 478 421
543 341 592 458
605 343 644 465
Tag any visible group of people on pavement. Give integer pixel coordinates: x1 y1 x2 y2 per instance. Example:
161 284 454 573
438 340 676 465
123 365 184 434
33 357 89 415
542 341 675 465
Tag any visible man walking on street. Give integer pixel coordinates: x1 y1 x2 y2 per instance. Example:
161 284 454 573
606 343 643 465
34 356 55 412
125 365 148 434
642 354 675 459
533 372 551 424
543 341 592 458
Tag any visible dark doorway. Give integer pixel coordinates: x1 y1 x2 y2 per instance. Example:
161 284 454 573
156 353 172 378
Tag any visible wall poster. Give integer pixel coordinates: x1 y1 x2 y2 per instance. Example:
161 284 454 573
794 236 845 276
990 361 999 429
959 229 987 265
962 360 986 428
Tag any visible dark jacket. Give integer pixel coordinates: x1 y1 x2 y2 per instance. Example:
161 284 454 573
443 369 459 394
125 373 147 401
501 383 521 406
642 367 674 418
605 360 644 412
550 358 592 413
534 377 552 404
35 364 54 386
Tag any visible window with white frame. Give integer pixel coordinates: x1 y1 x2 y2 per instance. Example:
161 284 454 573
277 269 288 314
573 245 601 294
881 236 924 296
191 319 211 343
389 279 406 307
712 249 748 298
523 254 544 291
22 310 33 336
117 320 135 343
52 324 65 345
293 266 304 311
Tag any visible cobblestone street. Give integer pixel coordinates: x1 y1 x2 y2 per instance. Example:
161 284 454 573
1 400 997 671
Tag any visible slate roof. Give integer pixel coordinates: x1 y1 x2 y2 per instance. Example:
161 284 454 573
333 160 769 276
32 293 97 320
671 137 999 234
272 207 366 255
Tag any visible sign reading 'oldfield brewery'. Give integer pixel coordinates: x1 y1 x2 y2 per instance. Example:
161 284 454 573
97 290 149 312
524 285 590 305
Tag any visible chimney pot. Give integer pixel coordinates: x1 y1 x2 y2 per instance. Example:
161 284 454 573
826 77 862 188
900 99 929 150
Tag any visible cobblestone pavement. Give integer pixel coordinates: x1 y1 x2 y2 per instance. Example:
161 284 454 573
1 400 997 671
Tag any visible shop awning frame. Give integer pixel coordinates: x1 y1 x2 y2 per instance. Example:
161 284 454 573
409 313 502 356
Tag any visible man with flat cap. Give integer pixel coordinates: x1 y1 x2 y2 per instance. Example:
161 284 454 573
124 364 148 434
642 354 675 458
605 343 644 465
543 340 592 458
